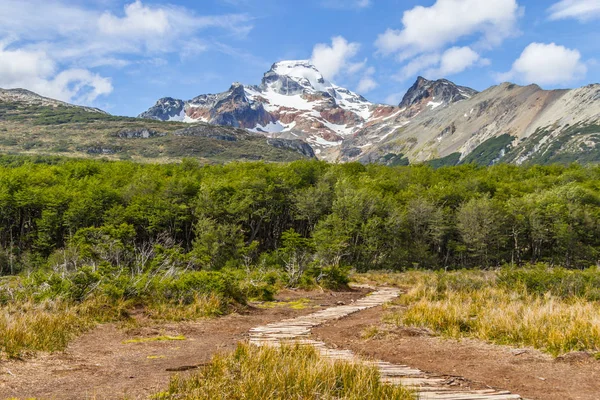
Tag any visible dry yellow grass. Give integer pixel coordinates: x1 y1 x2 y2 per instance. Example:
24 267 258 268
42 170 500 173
155 343 414 400
0 300 95 358
357 269 600 356
0 294 224 359
144 294 225 321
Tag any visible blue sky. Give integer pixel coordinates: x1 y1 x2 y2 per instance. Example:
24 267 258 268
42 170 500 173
0 0 598 116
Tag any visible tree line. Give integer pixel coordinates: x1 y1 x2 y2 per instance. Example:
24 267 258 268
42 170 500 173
0 155 599 277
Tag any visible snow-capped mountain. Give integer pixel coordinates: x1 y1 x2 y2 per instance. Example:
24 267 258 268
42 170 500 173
140 63 600 166
139 60 379 157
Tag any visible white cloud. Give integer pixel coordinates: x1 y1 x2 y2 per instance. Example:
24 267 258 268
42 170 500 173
49 69 114 104
357 77 378 93
0 1 253 105
311 36 361 80
395 47 489 81
98 1 170 37
396 53 441 81
356 67 378 93
310 37 378 94
548 0 600 21
375 0 521 56
425 47 490 77
498 43 587 85
0 45 112 103
320 0 371 9
346 59 368 75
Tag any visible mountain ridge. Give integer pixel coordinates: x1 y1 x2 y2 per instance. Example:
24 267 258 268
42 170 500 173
139 63 600 165
4 61 600 167
139 60 383 158
343 80 600 166
0 87 316 163
0 88 108 114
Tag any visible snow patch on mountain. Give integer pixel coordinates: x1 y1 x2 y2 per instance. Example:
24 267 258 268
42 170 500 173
139 60 380 156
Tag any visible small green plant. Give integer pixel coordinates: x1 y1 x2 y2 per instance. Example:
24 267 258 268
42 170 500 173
360 325 382 340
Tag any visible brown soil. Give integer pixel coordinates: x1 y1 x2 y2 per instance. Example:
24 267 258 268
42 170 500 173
0 288 367 400
313 306 600 400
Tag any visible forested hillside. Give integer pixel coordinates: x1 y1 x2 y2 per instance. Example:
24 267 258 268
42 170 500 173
1 155 599 277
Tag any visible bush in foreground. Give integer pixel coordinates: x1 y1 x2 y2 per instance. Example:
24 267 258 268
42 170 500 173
156 343 414 400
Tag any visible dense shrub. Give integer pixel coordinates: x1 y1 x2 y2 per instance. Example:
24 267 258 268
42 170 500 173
497 265 600 300
1 156 600 279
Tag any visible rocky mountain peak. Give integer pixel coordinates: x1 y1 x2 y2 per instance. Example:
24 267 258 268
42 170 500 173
399 76 478 109
138 59 376 155
225 83 247 101
261 60 331 95
138 97 185 121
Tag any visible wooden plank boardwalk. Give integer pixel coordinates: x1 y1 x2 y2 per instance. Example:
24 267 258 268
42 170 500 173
249 287 523 400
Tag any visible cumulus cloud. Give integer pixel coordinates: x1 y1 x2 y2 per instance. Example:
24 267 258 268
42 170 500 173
0 45 112 103
426 47 490 77
311 36 361 80
346 59 368 75
395 47 488 81
0 0 253 104
357 67 378 93
498 42 587 85
396 53 442 80
548 0 600 21
375 0 521 57
98 1 170 37
310 36 378 94
376 0 520 83
357 77 378 93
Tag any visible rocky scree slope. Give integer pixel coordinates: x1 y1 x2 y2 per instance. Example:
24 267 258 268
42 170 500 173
344 79 600 166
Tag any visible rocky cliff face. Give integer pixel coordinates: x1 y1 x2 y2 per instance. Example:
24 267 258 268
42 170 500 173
399 76 478 111
139 60 379 158
138 98 185 121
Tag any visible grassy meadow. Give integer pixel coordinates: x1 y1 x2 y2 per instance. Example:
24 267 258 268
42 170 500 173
0 269 265 358
358 266 600 356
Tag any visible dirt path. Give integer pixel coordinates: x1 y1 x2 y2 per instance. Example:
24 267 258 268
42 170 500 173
313 306 600 400
0 289 367 400
251 287 521 400
5 288 597 400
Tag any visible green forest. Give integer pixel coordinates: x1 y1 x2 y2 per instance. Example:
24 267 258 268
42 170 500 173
2 154 600 357
1 155 599 277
